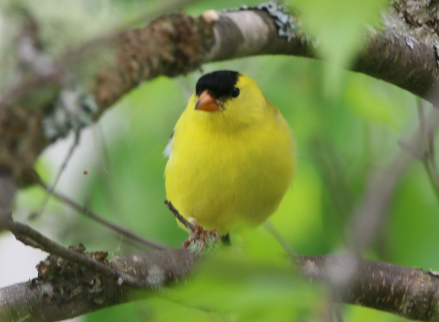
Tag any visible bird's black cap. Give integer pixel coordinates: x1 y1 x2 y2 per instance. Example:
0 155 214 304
196 70 240 99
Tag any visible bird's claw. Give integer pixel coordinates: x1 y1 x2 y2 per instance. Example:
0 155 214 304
182 223 219 251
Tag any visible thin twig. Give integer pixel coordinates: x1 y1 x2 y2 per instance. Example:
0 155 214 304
350 108 439 255
164 200 195 233
5 218 144 287
423 155 439 201
417 99 439 201
263 221 296 256
320 108 439 319
37 181 167 250
31 131 80 220
334 306 344 322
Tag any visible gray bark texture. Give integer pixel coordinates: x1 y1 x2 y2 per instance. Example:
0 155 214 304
0 249 196 322
2 252 439 322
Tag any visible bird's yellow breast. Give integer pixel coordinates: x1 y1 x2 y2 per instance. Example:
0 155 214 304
165 98 295 235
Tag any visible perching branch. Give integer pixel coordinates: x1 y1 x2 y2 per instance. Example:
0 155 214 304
0 248 196 322
2 249 439 322
3 199 439 321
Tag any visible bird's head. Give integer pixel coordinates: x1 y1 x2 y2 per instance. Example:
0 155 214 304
187 71 267 129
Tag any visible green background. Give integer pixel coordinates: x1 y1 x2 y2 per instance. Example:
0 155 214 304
8 0 439 321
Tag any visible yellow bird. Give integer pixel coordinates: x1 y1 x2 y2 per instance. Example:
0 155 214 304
164 71 295 247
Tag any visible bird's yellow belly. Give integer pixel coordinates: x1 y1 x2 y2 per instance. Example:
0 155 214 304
165 130 294 235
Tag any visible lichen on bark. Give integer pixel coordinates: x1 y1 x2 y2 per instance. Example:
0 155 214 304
384 0 439 47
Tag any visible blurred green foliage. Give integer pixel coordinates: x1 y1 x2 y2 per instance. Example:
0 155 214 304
8 0 439 321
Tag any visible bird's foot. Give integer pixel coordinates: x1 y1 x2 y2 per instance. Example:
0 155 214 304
182 223 219 251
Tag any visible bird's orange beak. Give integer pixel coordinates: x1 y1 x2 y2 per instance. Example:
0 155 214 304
195 90 219 112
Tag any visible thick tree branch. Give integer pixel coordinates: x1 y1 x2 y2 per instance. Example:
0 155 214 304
2 6 438 180
94 9 438 114
295 254 439 321
352 29 438 99
0 248 196 322
1 251 439 322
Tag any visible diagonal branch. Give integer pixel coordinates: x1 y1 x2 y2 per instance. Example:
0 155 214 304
164 200 195 233
3 219 144 287
93 9 439 116
31 131 81 220
37 181 168 250
2 6 439 179
350 108 439 255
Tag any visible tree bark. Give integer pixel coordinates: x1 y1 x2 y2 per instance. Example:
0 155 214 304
2 8 438 180
0 249 196 322
296 255 439 321
2 251 439 322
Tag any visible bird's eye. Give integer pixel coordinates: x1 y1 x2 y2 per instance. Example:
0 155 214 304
231 87 240 98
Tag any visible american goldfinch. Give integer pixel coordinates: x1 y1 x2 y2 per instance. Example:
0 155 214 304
165 71 295 247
